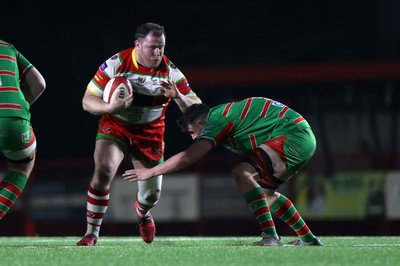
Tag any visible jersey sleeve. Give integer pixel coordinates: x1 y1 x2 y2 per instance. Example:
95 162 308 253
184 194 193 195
166 59 194 96
197 113 234 146
86 53 122 97
15 47 33 81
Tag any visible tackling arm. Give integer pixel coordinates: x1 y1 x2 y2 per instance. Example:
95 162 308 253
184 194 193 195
123 139 213 181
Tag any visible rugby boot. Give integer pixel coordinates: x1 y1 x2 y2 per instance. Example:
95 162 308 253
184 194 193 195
135 201 156 243
287 237 323 246
251 233 283 246
76 234 98 246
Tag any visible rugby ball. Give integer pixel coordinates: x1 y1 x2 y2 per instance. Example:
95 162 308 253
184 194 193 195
103 76 133 103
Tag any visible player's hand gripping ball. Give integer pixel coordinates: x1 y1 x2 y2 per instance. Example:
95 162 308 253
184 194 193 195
103 76 133 103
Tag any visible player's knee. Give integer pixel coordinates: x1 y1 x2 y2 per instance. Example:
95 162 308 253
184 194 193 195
93 169 114 187
144 190 161 203
94 160 119 183
231 163 255 183
231 164 243 182
138 189 161 206
264 190 279 200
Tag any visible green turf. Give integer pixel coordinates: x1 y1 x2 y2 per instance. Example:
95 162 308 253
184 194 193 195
0 236 398 266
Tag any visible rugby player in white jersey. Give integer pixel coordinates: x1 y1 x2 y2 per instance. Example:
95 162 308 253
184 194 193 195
77 22 201 246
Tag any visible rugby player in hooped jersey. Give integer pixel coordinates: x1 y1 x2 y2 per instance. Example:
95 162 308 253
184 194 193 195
0 40 46 221
123 97 323 246
77 22 201 246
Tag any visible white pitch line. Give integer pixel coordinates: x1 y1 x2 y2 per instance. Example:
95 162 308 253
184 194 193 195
352 244 400 247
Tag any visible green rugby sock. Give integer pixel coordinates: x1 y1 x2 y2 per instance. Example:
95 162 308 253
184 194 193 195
270 194 316 242
0 171 28 219
244 187 277 237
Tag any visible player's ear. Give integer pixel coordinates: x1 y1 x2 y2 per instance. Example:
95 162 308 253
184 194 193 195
199 117 206 125
134 40 140 49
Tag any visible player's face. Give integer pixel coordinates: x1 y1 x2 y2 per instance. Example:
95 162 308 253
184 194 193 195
186 119 204 140
135 33 166 69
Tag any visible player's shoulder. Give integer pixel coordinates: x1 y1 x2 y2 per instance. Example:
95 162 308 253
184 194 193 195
0 40 18 58
0 39 10 46
0 40 15 50
163 54 171 62
162 55 173 66
163 55 182 72
119 47 134 55
107 47 134 61
104 47 134 69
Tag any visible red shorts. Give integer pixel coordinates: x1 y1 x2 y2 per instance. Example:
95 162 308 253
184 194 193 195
96 114 165 162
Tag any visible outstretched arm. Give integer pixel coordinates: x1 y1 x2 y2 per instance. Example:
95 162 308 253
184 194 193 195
160 80 201 112
123 139 213 181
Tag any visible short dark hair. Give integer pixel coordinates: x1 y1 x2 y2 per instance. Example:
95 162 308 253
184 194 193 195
135 22 165 41
177 103 210 133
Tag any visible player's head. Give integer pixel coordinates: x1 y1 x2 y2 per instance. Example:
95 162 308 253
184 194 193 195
134 22 166 69
177 103 210 140
135 22 165 41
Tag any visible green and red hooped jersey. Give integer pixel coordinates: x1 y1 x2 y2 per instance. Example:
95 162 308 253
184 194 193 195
0 40 32 120
198 97 311 155
87 47 197 125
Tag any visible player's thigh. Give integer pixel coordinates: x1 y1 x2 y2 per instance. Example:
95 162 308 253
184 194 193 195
231 162 260 194
258 144 291 180
93 138 125 176
0 118 36 171
284 128 316 174
0 118 34 152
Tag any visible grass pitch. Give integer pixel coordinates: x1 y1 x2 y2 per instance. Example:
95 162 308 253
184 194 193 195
0 236 399 266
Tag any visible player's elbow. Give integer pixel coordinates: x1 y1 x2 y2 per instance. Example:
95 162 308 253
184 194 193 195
82 98 89 112
32 79 46 98
30 68 46 90
181 158 192 167
82 91 95 113
193 96 202 104
35 77 46 94
179 153 195 168
24 68 46 101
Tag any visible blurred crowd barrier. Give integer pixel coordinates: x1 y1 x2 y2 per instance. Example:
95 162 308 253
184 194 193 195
0 155 399 237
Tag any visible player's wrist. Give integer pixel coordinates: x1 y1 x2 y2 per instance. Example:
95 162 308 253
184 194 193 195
173 91 181 99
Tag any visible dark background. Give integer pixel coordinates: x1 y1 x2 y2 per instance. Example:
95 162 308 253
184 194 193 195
1 0 399 160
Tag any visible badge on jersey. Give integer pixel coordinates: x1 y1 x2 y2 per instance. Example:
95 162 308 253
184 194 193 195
100 62 108 72
135 77 146 86
22 130 30 142
272 101 285 107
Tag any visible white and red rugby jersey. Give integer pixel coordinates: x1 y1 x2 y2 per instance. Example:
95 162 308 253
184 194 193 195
87 47 196 124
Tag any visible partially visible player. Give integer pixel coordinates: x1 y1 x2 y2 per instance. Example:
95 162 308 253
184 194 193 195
77 22 201 246
123 97 323 246
0 39 46 220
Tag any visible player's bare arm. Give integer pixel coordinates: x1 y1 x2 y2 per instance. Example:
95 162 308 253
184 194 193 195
82 89 133 115
160 79 201 112
20 67 46 105
123 139 213 182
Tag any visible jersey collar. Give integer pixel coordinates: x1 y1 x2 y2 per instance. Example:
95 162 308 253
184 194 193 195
131 48 139 69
